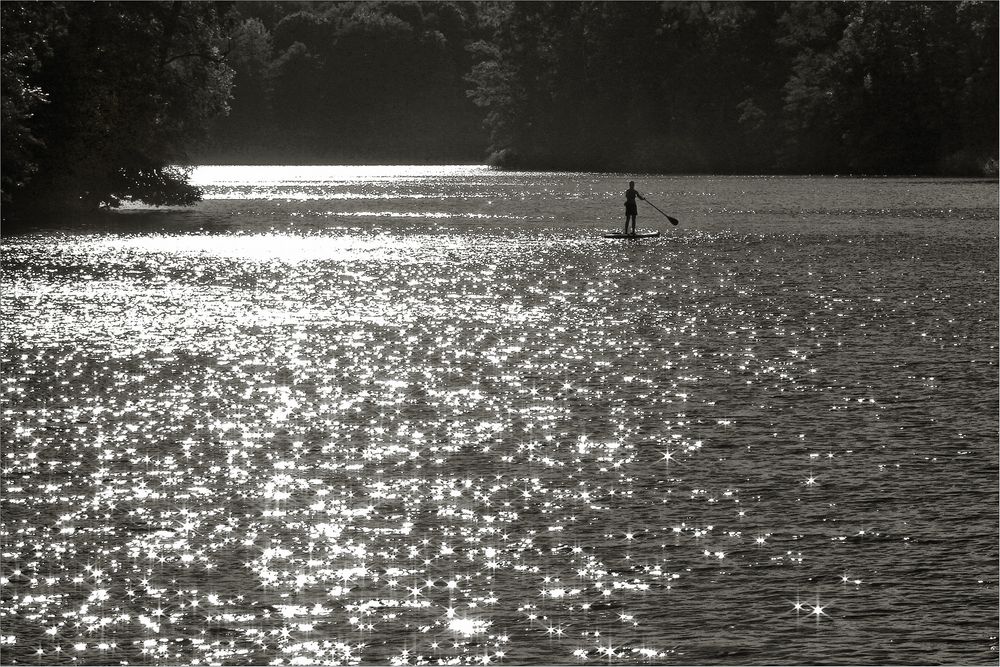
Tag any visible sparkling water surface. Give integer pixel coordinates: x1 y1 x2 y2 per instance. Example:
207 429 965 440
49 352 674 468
2 167 997 665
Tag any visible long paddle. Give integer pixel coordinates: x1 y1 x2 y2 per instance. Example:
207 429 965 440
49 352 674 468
643 197 679 226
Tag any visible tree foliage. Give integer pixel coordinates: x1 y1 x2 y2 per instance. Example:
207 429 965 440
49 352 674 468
779 1 998 173
1 2 66 204
2 1 234 210
466 1 998 175
200 1 489 164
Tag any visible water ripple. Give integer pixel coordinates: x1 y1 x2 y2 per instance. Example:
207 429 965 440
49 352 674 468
2 172 997 665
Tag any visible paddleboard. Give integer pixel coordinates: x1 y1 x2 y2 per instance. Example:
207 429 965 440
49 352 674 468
603 231 661 239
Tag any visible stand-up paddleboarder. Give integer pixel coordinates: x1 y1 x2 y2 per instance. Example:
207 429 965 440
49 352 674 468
624 181 644 235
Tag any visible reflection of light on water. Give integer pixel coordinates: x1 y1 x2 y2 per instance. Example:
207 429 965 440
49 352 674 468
97 232 454 262
190 164 495 201
447 616 492 637
190 164 492 185
2 172 997 665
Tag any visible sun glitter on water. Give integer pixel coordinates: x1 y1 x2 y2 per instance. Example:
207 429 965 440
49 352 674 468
2 168 997 665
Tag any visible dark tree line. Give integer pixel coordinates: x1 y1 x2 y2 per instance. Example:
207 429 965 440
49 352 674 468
466 1 998 174
2 1 997 212
2 1 234 211
199 1 490 164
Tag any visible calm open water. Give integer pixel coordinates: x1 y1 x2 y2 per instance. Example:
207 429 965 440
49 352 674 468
1 167 997 665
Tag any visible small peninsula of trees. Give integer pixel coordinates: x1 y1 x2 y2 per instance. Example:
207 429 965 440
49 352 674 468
2 1 997 212
2 1 234 211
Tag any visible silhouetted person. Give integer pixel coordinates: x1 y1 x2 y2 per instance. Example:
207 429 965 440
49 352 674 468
624 181 644 235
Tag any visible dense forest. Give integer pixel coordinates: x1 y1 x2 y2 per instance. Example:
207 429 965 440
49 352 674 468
471 1 998 174
2 2 234 210
2 1 997 211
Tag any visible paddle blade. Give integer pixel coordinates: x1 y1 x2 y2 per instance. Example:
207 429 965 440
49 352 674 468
668 216 679 226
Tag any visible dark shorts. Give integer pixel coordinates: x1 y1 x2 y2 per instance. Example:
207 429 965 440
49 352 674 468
625 201 638 216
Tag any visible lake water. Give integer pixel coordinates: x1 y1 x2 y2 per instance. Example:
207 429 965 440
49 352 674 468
1 166 997 665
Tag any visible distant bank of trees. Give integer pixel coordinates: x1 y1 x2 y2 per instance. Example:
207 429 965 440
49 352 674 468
467 1 997 175
201 1 490 165
2 1 996 211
